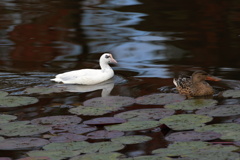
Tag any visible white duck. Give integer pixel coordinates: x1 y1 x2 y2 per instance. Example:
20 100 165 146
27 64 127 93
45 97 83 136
51 53 117 85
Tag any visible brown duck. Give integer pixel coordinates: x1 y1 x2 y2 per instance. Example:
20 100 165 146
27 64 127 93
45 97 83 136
173 70 221 97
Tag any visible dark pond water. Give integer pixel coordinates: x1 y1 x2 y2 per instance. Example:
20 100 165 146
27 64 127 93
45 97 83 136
1 0 240 159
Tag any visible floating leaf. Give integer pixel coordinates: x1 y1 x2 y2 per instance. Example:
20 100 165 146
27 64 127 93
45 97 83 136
18 157 50 160
69 106 121 116
70 152 125 160
222 90 240 98
43 141 89 151
0 138 49 150
136 93 185 105
87 130 124 139
0 96 38 108
111 135 152 144
115 108 175 121
83 96 135 108
0 137 4 141
49 133 88 142
83 117 126 125
183 151 240 160
0 121 51 137
24 86 64 95
105 120 161 132
27 150 80 160
159 114 213 130
0 158 12 160
195 123 240 141
0 91 9 97
0 114 17 124
165 131 221 142
50 124 96 134
164 99 217 110
196 105 240 117
31 115 82 126
122 155 172 160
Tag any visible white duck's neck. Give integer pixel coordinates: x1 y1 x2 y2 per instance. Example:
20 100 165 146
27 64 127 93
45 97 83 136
100 62 112 72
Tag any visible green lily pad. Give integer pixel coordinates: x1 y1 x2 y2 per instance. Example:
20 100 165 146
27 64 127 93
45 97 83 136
114 108 175 121
183 151 240 160
196 105 240 117
136 93 186 105
49 133 88 142
195 123 240 141
152 141 238 158
0 121 51 137
70 152 125 160
24 86 64 95
43 141 125 153
0 138 49 150
222 90 240 98
105 120 161 132
27 150 80 160
159 114 213 130
50 124 97 134
165 131 221 142
0 91 9 97
18 157 51 160
164 99 217 111
31 115 82 126
0 95 38 108
122 155 173 160
87 130 124 139
111 135 152 144
0 137 4 141
83 117 126 125
69 106 121 116
0 114 17 124
83 96 135 108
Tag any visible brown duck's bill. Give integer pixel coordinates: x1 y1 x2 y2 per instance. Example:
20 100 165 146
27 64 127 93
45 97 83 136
206 76 221 81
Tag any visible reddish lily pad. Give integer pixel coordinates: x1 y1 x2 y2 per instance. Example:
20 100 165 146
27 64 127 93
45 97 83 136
105 120 161 132
31 115 82 126
196 105 240 117
49 133 88 142
0 138 49 150
159 114 213 130
115 108 175 121
222 90 240 98
164 99 217 111
50 124 97 134
83 96 135 108
87 130 124 139
83 117 126 125
69 105 121 116
136 93 185 105
165 131 221 142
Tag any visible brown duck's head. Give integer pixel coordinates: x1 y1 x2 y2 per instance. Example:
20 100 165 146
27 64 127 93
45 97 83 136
192 70 221 83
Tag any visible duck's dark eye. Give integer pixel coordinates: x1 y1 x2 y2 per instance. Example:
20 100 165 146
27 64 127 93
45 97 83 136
105 55 110 59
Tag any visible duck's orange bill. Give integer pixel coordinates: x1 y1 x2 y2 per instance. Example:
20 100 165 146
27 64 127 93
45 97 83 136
206 76 221 81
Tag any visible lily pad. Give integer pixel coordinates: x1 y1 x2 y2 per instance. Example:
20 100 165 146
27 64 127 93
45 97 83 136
31 115 82 126
18 157 50 160
70 152 125 160
0 138 49 150
196 105 240 117
24 86 64 95
105 120 161 132
164 99 217 111
165 131 221 142
50 124 97 134
222 90 240 98
195 123 240 141
136 93 185 105
27 150 80 160
49 133 88 142
0 96 38 108
0 91 9 97
69 106 121 116
87 130 124 139
83 117 126 125
159 114 213 130
83 96 135 108
0 137 4 141
115 108 175 121
0 114 17 124
111 135 152 144
0 121 51 137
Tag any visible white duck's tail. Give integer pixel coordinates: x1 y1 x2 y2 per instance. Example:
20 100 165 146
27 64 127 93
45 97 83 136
50 78 62 83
